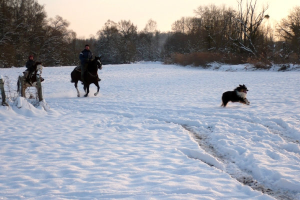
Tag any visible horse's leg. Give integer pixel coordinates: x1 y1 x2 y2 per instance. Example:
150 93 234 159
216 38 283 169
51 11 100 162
84 84 90 97
94 82 100 96
75 81 80 97
22 85 27 98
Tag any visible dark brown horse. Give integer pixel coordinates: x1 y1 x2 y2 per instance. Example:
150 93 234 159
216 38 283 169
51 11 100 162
70 56 102 97
17 62 44 95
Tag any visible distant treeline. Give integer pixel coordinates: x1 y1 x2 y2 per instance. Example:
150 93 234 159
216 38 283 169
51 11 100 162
0 0 299 68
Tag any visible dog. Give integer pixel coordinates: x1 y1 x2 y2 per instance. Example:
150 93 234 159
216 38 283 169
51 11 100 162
221 84 250 107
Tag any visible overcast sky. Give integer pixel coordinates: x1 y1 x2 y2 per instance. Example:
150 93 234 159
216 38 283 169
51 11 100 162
37 0 299 38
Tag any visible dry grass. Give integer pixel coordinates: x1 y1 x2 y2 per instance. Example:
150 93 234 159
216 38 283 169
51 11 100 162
165 52 246 67
270 52 300 65
165 52 300 69
246 57 272 70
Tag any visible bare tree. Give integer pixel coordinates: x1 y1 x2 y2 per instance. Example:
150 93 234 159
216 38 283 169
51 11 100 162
171 17 196 34
277 6 300 59
0 0 47 67
96 20 122 63
118 20 138 63
39 16 73 65
230 0 269 56
193 5 237 51
144 19 157 34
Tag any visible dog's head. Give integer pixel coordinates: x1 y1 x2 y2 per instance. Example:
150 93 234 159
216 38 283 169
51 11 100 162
234 84 248 94
235 85 249 103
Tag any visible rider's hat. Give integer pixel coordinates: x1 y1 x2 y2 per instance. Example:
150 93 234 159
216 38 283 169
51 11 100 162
85 44 89 47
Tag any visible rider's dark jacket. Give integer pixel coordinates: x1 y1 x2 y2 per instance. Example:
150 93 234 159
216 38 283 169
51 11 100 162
26 59 35 72
79 49 93 66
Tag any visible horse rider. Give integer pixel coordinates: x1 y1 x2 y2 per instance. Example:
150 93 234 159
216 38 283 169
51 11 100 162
25 55 35 85
79 44 93 85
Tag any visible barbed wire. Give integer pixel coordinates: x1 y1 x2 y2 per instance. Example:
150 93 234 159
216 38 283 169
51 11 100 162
0 76 41 106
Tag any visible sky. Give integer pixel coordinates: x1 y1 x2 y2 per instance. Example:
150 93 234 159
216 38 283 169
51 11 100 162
37 0 300 38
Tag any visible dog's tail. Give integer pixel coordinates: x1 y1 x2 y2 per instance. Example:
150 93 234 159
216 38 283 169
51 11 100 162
221 97 225 107
221 99 227 107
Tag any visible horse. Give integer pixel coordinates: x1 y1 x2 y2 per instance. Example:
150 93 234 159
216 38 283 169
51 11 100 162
17 62 44 96
70 56 102 97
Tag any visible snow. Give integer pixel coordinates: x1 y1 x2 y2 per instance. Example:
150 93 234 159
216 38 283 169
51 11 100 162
208 62 300 72
0 62 300 199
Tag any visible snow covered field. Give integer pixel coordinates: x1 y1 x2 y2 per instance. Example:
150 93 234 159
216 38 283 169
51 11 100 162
0 63 300 200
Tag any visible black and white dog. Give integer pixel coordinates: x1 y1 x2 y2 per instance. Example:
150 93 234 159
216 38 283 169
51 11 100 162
221 84 250 107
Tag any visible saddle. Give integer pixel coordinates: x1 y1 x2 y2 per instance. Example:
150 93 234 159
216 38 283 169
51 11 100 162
22 70 44 84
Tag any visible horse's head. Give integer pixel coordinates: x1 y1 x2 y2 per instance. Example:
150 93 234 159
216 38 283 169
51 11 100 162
87 57 102 72
34 62 43 75
94 56 102 70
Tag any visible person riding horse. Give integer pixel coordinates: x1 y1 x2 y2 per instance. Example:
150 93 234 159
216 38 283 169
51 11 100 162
22 55 44 86
71 56 102 97
79 44 100 84
25 55 35 85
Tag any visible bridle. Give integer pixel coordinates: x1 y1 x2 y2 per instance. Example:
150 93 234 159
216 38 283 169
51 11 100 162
96 59 102 69
87 58 102 77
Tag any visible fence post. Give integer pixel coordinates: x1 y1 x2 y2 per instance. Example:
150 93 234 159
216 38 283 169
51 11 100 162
36 74 43 101
0 77 8 106
18 76 26 97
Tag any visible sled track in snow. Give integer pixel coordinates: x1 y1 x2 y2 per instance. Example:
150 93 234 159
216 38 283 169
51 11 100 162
180 124 296 200
218 114 300 146
78 105 300 200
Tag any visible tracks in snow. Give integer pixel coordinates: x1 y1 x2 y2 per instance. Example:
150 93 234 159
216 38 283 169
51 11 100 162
180 124 297 200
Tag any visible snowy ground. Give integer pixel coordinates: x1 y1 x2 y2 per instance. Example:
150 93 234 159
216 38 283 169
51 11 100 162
0 63 300 200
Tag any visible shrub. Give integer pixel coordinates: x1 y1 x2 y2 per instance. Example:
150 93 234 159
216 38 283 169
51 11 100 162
166 52 247 67
246 57 272 70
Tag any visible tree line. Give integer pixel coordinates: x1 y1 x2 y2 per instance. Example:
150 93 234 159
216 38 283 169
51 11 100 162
0 0 299 68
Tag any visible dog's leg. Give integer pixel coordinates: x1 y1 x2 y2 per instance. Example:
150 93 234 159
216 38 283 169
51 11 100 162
245 98 250 105
241 98 250 105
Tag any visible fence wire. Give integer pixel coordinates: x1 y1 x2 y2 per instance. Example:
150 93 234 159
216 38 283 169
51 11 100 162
0 76 42 107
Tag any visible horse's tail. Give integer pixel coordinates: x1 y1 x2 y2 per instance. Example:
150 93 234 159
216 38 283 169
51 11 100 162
70 69 76 83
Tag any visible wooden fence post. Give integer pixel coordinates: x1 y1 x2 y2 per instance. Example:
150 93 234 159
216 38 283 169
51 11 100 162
0 77 8 106
36 74 43 101
18 76 26 97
